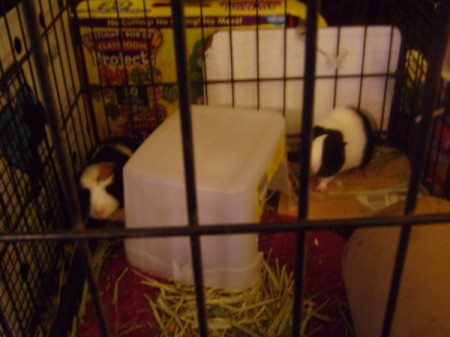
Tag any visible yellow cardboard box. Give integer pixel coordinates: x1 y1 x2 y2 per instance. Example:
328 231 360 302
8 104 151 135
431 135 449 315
76 0 325 139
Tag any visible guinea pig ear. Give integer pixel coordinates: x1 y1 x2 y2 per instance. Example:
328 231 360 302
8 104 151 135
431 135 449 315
326 132 346 151
312 126 327 139
98 162 116 181
332 132 346 146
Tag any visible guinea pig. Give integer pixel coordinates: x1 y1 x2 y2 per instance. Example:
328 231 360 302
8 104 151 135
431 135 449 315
310 107 375 192
79 139 138 222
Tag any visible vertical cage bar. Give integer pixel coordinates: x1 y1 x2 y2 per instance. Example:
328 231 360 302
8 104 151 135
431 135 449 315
443 86 450 196
227 0 236 106
197 0 209 105
297 0 319 220
46 0 92 160
404 2 449 214
380 2 449 337
113 0 136 137
427 112 446 193
256 0 260 109
37 0 84 182
78 241 111 337
48 245 86 337
84 0 112 139
68 0 100 146
379 26 396 137
282 0 288 116
21 2 111 337
170 1 208 337
357 27 368 109
332 26 342 108
142 0 163 129
292 0 319 336
21 0 82 230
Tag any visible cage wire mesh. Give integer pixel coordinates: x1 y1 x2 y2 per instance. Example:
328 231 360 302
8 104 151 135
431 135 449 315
387 0 445 153
0 0 94 336
0 0 449 337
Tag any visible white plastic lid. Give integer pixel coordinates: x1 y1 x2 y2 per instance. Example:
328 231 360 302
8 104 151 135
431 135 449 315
125 105 285 192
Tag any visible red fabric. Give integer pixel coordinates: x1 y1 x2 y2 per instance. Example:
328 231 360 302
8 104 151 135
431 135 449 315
78 253 159 337
80 214 350 337
260 213 349 337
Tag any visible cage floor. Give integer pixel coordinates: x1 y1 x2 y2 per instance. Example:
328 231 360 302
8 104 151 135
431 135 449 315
77 220 349 337
77 146 411 337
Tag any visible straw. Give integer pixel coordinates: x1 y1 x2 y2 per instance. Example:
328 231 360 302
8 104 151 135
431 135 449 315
71 244 353 337
140 255 340 337
113 266 129 334
70 240 117 336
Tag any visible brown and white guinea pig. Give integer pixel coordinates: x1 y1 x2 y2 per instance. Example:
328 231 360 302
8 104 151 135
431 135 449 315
79 139 139 222
310 107 375 192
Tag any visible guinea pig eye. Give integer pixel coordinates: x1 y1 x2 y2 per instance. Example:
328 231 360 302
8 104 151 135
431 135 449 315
106 182 123 203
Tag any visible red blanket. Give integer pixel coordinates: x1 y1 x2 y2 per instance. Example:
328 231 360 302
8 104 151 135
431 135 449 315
79 214 350 337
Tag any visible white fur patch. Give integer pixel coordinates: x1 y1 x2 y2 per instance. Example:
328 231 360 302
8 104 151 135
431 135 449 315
114 143 134 157
310 134 326 175
80 164 120 220
315 107 368 172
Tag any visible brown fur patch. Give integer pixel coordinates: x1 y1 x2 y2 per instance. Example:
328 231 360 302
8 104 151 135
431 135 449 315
97 162 115 181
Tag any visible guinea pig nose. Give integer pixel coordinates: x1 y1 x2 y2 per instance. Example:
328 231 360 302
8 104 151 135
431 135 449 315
93 207 107 218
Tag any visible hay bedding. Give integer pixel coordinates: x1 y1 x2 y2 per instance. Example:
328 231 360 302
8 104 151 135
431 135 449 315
76 219 350 337
76 147 410 337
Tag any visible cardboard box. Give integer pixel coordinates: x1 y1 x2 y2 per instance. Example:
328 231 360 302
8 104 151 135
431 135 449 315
76 0 326 139
342 196 450 337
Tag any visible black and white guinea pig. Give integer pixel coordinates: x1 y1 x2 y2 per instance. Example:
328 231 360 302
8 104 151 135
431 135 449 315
310 107 375 192
79 139 139 222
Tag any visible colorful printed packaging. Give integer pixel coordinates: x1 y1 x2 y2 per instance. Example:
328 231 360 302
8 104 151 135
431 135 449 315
76 0 326 139
426 118 450 194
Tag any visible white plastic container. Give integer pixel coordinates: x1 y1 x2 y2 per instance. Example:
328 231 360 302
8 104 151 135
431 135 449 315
123 105 287 289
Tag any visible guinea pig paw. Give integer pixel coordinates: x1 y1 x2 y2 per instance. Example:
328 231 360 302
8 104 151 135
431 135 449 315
316 177 333 193
316 181 328 192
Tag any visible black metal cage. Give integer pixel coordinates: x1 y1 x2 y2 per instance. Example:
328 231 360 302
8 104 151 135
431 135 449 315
0 1 449 337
